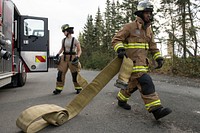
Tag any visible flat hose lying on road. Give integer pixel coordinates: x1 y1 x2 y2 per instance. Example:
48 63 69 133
16 57 133 133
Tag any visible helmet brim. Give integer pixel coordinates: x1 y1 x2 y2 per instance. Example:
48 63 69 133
134 8 153 15
67 27 74 29
62 27 74 32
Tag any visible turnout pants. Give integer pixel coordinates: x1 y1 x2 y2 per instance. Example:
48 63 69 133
117 57 162 112
56 55 86 91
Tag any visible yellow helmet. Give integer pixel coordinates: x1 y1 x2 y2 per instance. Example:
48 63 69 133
134 0 153 15
61 24 74 32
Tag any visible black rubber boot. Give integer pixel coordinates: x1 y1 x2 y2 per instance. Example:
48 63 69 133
53 89 62 95
76 89 82 94
152 107 172 120
118 100 131 110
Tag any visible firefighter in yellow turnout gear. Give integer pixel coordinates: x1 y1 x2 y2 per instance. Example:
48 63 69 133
53 24 87 94
112 0 172 120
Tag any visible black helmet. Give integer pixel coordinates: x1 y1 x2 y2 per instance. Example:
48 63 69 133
61 24 74 33
134 0 153 16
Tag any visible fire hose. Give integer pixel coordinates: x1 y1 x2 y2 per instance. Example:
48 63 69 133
16 57 133 133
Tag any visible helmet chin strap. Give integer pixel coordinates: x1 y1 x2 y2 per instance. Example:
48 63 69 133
66 33 72 38
136 12 146 22
136 12 152 30
64 33 68 38
137 12 152 24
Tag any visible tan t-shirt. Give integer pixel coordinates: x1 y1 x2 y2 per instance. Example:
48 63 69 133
62 37 79 52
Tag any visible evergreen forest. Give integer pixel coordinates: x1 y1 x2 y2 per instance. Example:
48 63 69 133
78 0 200 78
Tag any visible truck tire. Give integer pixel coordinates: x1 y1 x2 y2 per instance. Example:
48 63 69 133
17 63 27 87
11 62 27 87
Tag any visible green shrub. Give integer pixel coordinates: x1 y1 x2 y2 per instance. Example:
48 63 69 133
81 51 114 70
152 57 200 78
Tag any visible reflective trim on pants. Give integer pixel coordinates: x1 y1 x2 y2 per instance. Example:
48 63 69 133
75 87 82 90
55 86 64 91
145 99 161 111
117 91 129 101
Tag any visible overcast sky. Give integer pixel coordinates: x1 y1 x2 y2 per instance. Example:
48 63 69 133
12 0 164 56
12 0 112 55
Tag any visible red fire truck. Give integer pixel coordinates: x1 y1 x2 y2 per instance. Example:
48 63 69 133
0 0 49 87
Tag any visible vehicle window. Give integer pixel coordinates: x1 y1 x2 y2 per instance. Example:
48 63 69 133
24 19 44 37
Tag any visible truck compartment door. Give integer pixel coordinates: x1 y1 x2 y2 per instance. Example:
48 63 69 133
19 16 49 72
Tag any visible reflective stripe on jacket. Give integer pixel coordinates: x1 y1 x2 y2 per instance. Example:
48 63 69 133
114 43 124 52
124 43 149 49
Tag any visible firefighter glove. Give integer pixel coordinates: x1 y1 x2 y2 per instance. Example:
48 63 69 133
55 54 59 59
54 54 61 65
155 57 164 69
3 51 11 60
71 56 79 65
117 48 126 59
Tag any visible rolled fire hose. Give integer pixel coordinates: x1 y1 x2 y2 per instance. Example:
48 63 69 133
16 57 133 133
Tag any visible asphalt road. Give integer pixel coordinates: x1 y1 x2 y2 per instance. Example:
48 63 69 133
0 68 200 133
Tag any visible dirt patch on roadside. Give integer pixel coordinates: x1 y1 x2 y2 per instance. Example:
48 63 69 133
150 73 200 88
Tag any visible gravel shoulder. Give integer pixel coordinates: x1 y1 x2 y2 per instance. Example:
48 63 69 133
150 73 200 88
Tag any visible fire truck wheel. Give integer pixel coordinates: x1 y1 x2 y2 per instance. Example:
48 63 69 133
17 64 27 87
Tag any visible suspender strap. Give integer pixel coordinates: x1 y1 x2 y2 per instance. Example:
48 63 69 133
62 37 75 61
62 38 66 61
69 37 74 61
